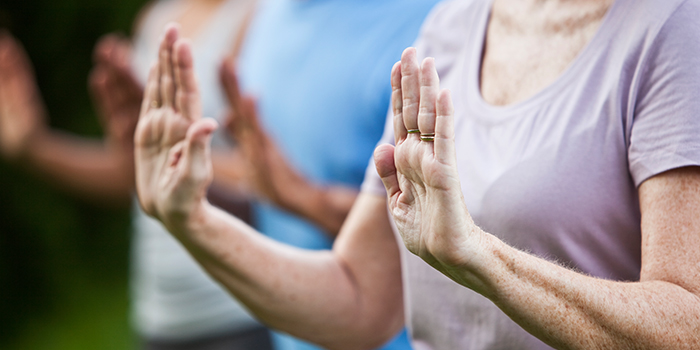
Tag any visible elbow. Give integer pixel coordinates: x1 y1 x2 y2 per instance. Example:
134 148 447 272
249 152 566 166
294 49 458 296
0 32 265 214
324 303 406 350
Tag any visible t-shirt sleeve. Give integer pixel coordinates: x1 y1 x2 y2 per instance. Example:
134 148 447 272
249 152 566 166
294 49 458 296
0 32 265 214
628 0 700 187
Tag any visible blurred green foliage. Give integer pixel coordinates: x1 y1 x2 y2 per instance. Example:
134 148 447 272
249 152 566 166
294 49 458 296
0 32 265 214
0 0 148 348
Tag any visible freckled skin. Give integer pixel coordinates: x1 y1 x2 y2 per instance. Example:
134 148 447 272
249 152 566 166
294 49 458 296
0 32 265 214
481 0 613 106
133 1 700 349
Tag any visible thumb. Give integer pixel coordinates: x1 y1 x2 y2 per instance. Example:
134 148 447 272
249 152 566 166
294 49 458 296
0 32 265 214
182 118 218 182
374 144 401 199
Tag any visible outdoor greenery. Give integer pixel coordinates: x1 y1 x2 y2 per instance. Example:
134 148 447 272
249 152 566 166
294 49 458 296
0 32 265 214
0 0 148 348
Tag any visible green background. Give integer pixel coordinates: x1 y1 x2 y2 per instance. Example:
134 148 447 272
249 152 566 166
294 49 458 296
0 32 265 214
0 0 149 348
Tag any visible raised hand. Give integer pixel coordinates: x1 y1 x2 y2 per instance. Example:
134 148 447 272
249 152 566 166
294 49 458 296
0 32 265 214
220 60 314 210
134 25 218 230
0 31 47 161
374 48 483 272
220 60 357 235
89 34 143 149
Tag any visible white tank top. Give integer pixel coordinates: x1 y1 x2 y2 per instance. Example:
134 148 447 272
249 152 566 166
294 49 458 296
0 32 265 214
130 0 258 340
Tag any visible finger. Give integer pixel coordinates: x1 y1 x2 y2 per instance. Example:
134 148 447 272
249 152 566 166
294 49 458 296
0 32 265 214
234 95 263 149
220 58 242 109
0 33 45 122
110 75 130 109
93 34 119 64
0 32 34 78
223 110 237 138
374 144 401 199
391 61 407 143
182 118 218 183
88 65 112 122
103 38 143 99
110 44 141 92
110 36 132 70
173 39 201 121
241 96 262 133
434 89 455 165
141 63 159 116
158 24 178 108
417 57 438 139
219 59 245 135
400 47 420 135
0 33 37 97
0 32 11 75
224 104 250 141
242 96 274 160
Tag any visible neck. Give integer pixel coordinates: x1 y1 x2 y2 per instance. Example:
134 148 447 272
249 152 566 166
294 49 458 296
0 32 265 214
492 0 614 35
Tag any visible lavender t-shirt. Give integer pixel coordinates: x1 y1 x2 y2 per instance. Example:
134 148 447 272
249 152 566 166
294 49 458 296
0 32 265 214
362 0 700 348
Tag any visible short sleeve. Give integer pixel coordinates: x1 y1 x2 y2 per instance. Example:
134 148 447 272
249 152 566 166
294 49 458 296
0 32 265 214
628 0 700 186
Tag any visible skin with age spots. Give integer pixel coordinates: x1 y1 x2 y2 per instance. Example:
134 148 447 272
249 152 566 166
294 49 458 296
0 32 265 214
481 0 614 106
133 0 700 348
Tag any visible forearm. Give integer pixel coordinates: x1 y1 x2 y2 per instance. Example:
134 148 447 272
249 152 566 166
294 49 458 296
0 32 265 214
457 234 700 349
23 129 133 205
168 197 403 349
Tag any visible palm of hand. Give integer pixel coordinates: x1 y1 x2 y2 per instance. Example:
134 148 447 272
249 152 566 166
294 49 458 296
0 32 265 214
136 102 192 219
375 48 476 268
135 26 217 230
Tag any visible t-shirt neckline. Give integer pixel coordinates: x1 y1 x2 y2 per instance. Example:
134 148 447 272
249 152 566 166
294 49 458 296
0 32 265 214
466 0 623 123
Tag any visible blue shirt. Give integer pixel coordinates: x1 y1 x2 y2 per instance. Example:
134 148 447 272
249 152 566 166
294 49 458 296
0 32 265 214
238 0 440 348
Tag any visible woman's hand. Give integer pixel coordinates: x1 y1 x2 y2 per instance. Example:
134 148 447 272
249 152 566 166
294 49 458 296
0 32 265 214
89 34 143 150
219 60 309 205
0 31 47 162
219 60 309 204
219 60 358 235
134 25 217 231
374 48 488 281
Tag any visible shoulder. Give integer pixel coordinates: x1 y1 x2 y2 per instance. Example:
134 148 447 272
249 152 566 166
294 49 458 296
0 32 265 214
628 0 700 83
625 0 700 186
650 0 700 44
616 0 700 41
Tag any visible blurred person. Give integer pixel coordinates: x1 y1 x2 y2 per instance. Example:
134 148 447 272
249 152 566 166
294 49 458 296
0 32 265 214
134 0 700 349
218 0 440 348
0 0 272 349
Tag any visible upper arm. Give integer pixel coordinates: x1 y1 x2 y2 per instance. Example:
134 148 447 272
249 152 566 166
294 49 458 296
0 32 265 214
638 166 700 295
632 3 700 295
332 192 405 344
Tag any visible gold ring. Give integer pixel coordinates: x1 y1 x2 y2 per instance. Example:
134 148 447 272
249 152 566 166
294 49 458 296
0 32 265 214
420 133 435 142
407 129 420 134
151 100 159 108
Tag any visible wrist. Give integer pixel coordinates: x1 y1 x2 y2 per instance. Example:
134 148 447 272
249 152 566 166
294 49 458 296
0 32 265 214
430 217 503 300
162 198 214 239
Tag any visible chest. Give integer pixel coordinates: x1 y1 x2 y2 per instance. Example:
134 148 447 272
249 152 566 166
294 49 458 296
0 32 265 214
479 1 611 106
